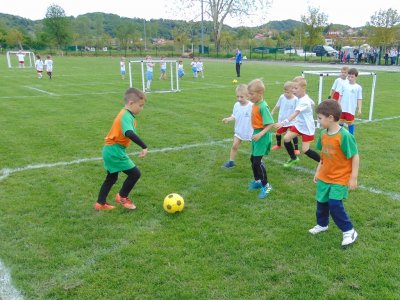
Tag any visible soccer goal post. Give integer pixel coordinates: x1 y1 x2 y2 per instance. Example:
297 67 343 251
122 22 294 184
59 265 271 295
302 70 377 123
6 51 35 68
129 59 180 94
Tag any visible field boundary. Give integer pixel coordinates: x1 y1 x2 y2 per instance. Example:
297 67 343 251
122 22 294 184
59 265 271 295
0 260 23 300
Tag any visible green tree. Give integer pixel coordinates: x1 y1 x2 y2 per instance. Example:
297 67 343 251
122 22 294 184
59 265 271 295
43 4 72 49
6 28 23 49
367 8 400 46
301 6 328 50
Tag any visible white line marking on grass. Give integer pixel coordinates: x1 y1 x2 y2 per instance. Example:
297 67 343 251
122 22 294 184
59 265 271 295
0 139 231 182
357 115 400 124
24 86 57 96
0 260 24 300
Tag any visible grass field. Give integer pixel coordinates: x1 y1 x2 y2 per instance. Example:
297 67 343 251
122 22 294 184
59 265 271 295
1 56 400 299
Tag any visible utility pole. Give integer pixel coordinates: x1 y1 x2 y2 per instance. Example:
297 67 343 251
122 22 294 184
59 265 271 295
144 19 147 51
201 0 204 54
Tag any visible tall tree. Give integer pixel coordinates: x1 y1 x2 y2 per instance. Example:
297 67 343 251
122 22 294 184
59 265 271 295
43 4 72 49
367 8 400 46
175 0 271 50
301 6 328 50
6 28 23 49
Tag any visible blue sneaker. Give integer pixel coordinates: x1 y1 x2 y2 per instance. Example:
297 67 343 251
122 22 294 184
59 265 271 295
258 183 272 199
248 180 262 190
222 160 235 168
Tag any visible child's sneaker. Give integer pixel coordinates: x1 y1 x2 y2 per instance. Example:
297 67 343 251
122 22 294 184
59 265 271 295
342 229 358 246
258 183 272 199
222 160 235 168
248 180 262 190
94 202 115 211
272 145 281 150
309 225 329 234
115 193 136 210
294 149 301 155
283 157 300 168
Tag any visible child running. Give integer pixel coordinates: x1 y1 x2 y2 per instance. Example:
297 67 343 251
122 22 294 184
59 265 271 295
44 55 53 79
270 81 300 155
274 76 320 168
222 84 253 168
338 68 362 135
95 88 148 211
310 99 359 247
35 55 43 79
247 79 274 199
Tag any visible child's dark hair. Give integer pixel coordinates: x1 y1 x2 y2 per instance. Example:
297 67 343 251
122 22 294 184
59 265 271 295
316 99 342 121
124 88 146 103
348 68 359 77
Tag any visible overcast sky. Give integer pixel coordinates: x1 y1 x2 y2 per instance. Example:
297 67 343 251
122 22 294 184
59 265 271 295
1 0 399 28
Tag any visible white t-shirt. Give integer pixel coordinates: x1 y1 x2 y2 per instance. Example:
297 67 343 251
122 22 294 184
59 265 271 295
17 53 25 62
196 61 203 71
232 101 253 141
146 62 154 72
331 77 348 92
294 94 315 135
275 94 298 125
160 61 166 70
340 82 362 115
35 59 43 71
44 59 53 72
120 61 125 72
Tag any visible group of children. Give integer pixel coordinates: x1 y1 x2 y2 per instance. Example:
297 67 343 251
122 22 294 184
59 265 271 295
190 57 205 78
95 64 361 247
16 51 53 79
221 70 361 246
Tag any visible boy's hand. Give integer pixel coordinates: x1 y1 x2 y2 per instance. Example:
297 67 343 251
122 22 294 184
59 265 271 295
357 108 362 116
222 118 229 124
313 175 318 184
274 122 283 129
348 177 358 190
139 148 148 158
252 133 261 141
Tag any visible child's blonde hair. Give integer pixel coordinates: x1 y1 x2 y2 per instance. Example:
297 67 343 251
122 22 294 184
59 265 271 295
247 79 265 94
341 66 349 72
236 84 248 95
124 88 146 104
283 81 294 91
293 76 307 88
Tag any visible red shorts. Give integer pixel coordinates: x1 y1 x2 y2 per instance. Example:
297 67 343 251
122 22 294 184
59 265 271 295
37 70 43 73
19 61 24 64
340 112 355 124
289 126 314 142
332 91 340 101
276 126 290 135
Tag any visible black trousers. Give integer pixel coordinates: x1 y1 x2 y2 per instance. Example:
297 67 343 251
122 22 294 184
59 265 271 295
236 63 241 77
250 155 267 186
97 167 141 204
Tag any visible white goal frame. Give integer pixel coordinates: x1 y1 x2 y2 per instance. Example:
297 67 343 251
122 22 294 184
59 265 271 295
302 70 377 125
129 60 180 94
6 51 35 68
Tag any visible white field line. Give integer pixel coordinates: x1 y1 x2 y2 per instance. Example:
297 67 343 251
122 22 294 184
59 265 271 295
356 115 400 124
1 138 399 201
24 86 57 96
0 260 24 300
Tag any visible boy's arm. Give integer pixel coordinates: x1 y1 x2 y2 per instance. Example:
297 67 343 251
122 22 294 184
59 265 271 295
274 110 300 129
313 161 322 183
348 154 359 190
222 116 235 124
252 124 273 141
125 130 148 157
357 99 362 116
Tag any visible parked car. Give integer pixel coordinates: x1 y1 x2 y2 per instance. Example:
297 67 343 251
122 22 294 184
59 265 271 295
313 45 338 57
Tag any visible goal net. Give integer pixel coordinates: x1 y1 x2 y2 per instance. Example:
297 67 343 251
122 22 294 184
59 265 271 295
6 51 35 68
302 70 377 125
129 59 180 94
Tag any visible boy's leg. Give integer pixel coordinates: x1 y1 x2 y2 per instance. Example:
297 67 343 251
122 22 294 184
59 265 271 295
275 134 281 147
316 201 330 227
348 124 355 135
97 171 119 204
251 155 267 186
293 136 299 151
283 131 298 160
328 199 353 232
230 137 241 161
119 167 141 198
302 142 320 162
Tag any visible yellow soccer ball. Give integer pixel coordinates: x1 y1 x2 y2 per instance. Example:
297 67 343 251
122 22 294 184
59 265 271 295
163 193 185 213
232 79 238 84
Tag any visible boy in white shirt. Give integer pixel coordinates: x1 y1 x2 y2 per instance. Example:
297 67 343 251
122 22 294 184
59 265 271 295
145 55 155 91
16 50 25 68
271 81 300 155
159 56 167 80
338 68 362 135
274 76 320 168
190 57 197 78
44 55 53 79
35 54 43 79
222 84 253 168
119 57 126 80
196 57 204 78
330 66 349 101
178 60 184 80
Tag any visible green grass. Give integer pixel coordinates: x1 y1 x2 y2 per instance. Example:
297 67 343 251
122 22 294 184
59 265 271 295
1 56 400 299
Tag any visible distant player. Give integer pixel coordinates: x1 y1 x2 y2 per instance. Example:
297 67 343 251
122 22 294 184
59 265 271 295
44 55 53 79
338 68 362 135
190 57 197 78
310 99 359 247
221 84 253 168
35 55 43 79
330 66 349 101
178 60 185 80
159 56 167 80
95 88 148 211
145 55 155 91
16 50 25 68
120 57 126 80
196 57 204 78
270 81 300 155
